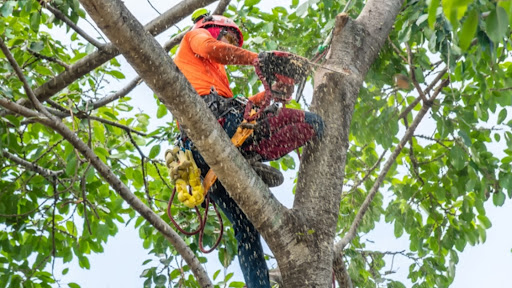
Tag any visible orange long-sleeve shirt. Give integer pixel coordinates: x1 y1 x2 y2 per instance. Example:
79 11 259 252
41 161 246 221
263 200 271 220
174 28 265 104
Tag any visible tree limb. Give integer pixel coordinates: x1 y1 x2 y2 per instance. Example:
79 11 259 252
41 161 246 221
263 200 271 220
0 150 63 179
0 73 213 288
213 0 231 15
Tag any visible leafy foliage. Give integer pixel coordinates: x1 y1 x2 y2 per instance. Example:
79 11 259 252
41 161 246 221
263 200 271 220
0 0 511 287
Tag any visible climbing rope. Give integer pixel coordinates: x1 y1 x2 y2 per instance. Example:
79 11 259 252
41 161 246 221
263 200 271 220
167 187 224 253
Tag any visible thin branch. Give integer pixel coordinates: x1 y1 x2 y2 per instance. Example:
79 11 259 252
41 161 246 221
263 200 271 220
398 67 448 119
1 150 64 179
162 29 189 52
81 163 93 234
335 79 450 252
388 38 407 63
343 149 388 197
28 50 70 69
405 43 428 103
91 76 143 109
490 87 512 92
0 37 55 121
147 0 161 15
43 3 105 49
337 106 432 251
127 131 152 207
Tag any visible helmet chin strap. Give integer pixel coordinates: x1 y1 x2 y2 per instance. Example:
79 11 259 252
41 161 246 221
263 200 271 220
217 27 227 41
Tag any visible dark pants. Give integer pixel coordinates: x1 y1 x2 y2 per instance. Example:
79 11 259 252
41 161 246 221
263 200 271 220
185 99 324 288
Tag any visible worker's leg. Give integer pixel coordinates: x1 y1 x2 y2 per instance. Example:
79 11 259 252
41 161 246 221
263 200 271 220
243 108 324 161
208 182 271 288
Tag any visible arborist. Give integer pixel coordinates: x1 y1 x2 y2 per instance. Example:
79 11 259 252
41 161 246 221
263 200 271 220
167 9 324 288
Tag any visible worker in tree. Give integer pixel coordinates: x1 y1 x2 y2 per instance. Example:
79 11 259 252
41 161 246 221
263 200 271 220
170 9 324 288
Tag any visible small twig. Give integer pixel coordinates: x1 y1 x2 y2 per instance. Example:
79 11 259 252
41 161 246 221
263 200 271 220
343 150 388 197
1 150 64 179
146 0 161 15
405 43 428 103
43 3 104 49
81 163 93 234
91 76 143 109
0 37 53 119
127 131 152 207
27 50 70 69
388 38 408 63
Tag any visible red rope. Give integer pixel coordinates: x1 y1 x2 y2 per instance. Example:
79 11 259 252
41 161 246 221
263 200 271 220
167 187 224 253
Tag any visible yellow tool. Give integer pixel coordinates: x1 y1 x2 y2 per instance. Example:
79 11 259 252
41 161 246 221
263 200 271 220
165 147 204 208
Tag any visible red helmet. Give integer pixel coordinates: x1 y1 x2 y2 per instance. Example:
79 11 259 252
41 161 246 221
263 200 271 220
193 15 244 47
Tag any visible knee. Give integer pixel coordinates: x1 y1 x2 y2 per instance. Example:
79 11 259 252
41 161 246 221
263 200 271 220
304 112 325 139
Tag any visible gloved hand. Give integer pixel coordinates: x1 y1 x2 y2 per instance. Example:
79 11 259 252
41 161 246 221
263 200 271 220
257 51 311 83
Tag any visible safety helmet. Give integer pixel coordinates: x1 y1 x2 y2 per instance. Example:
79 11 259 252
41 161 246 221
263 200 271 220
192 13 244 47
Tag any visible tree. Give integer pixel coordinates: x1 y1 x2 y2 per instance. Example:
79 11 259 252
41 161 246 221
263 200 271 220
1 0 511 287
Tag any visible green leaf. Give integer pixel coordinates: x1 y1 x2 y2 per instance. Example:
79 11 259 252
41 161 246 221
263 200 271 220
498 108 508 125
107 70 125 79
156 104 167 118
499 0 512 27
492 191 506 207
449 145 466 170
66 155 78 176
485 7 509 44
394 220 404 238
68 283 81 288
229 282 246 287
154 275 166 285
296 1 308 17
428 0 440 29
1 1 15 17
244 0 261 6
149 145 161 159
29 41 45 53
30 12 41 32
477 214 492 229
458 9 478 51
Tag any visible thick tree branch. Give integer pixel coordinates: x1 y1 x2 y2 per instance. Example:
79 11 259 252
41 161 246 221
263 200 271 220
213 0 231 15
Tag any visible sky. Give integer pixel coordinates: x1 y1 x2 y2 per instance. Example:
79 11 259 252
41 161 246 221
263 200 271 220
42 0 512 287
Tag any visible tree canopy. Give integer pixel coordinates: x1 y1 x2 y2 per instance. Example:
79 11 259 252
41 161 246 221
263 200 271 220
1 0 511 287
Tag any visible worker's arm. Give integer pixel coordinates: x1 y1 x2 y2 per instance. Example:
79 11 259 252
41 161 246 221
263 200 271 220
188 29 257 65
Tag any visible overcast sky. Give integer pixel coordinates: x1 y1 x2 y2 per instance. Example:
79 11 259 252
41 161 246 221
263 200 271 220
45 1 512 287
